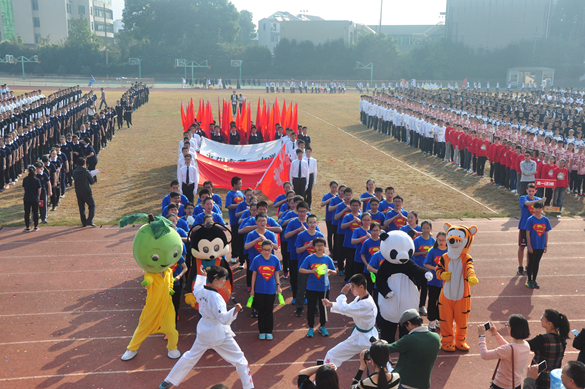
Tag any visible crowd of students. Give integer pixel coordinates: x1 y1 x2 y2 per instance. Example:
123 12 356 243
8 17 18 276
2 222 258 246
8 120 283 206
4 83 150 230
161 116 585 388
359 87 585 213
264 80 347 94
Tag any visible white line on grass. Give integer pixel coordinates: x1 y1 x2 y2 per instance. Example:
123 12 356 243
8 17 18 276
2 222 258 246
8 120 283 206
300 109 498 214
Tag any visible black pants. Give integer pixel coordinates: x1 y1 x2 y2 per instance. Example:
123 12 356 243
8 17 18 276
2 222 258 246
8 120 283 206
230 224 240 260
477 156 487 176
427 285 441 322
325 221 335 258
578 174 585 193
419 282 428 308
292 177 306 198
295 272 309 311
51 185 61 209
182 183 194 204
290 260 299 299
527 249 544 282
253 293 275 334
245 254 252 287
306 174 314 209
378 316 408 343
570 170 579 191
494 162 501 184
343 246 356 282
335 233 345 271
24 200 39 228
76 191 95 226
281 238 289 272
544 188 553 206
307 289 328 328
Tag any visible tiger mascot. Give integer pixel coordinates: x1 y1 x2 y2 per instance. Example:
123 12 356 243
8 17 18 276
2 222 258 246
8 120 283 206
436 223 479 352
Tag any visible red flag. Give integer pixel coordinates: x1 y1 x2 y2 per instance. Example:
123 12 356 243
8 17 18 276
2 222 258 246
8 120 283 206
247 102 252 140
218 97 222 132
186 98 195 127
196 99 203 123
197 148 288 191
266 104 272 142
291 102 298 134
239 103 247 145
258 146 291 200
206 100 213 130
273 100 281 131
281 99 287 129
256 97 261 138
180 101 187 131
285 101 293 131
262 99 268 141
462 77 467 90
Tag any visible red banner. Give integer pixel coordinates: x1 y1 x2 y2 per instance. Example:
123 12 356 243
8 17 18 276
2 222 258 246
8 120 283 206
197 146 290 199
535 179 556 188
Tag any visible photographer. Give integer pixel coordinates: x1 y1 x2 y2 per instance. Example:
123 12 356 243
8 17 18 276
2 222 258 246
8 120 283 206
478 315 531 389
351 340 400 389
297 363 339 389
524 361 585 389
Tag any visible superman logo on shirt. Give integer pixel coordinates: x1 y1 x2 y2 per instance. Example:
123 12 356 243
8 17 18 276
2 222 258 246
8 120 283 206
254 240 263 253
418 245 432 253
528 205 536 215
303 242 316 255
433 255 442 265
258 265 275 281
310 263 326 279
394 217 407 228
233 195 244 204
369 246 380 255
533 224 546 237
349 221 362 231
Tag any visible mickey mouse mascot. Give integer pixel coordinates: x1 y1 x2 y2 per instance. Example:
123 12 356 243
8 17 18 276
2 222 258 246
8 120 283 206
376 230 433 342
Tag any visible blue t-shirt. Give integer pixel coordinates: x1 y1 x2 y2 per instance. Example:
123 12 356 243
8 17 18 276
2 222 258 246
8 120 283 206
359 192 375 213
193 203 221 216
335 202 351 233
225 190 245 225
379 200 394 214
525 215 551 250
300 254 336 292
295 230 325 265
368 251 386 289
250 254 282 295
329 196 344 227
385 209 408 231
176 227 188 237
279 202 290 215
359 237 381 274
161 194 189 212
235 201 250 220
194 212 225 225
170 257 186 287
322 192 336 221
424 247 447 287
245 229 277 260
162 203 185 217
273 194 287 214
400 224 422 239
176 218 189 232
238 209 251 224
196 193 223 208
369 211 385 226
285 218 309 261
518 195 541 230
351 227 370 264
341 213 362 247
412 236 435 267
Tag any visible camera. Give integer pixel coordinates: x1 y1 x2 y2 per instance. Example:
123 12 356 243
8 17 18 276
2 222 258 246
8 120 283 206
369 336 378 343
484 322 491 331
364 350 371 361
316 359 324 366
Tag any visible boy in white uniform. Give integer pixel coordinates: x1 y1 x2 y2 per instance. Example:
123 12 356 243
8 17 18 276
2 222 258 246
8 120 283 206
321 273 378 367
160 266 254 389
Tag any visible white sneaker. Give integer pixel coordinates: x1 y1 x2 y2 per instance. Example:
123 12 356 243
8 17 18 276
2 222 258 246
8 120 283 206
419 306 428 316
429 321 436 330
435 320 441 329
231 258 238 263
121 349 137 361
168 349 181 359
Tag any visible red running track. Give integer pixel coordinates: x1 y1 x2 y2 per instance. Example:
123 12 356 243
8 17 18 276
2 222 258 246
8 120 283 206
0 218 583 388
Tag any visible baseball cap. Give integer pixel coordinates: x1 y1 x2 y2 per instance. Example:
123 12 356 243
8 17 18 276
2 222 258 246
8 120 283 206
399 308 420 326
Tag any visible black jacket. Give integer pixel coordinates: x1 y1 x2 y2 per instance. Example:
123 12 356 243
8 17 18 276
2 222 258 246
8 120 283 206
72 166 94 195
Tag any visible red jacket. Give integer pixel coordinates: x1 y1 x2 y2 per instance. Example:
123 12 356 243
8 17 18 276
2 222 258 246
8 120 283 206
477 139 490 157
540 163 556 181
554 167 569 188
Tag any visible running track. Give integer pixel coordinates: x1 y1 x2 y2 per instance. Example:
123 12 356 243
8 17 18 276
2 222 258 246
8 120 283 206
0 218 583 388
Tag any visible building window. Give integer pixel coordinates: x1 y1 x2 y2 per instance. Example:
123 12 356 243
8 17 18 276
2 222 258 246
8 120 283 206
68 20 71 30
33 17 40 27
31 0 39 11
263 23 266 31
90 7 93 15
34 33 41 43
78 5 85 15
66 4 71 14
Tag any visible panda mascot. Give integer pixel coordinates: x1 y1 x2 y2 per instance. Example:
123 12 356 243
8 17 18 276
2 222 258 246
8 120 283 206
376 230 433 342
184 223 234 309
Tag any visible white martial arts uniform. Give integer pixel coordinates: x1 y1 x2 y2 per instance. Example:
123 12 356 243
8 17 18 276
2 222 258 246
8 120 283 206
165 275 254 389
323 293 378 367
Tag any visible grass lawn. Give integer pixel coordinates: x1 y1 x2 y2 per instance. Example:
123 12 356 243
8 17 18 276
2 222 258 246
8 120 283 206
2 88 584 227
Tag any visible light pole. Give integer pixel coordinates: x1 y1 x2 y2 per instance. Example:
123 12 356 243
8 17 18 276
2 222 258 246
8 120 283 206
129 58 142 79
231 60 242 89
379 0 383 34
356 61 373 84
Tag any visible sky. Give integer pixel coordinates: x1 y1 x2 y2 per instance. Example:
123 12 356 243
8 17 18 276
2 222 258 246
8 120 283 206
112 0 447 27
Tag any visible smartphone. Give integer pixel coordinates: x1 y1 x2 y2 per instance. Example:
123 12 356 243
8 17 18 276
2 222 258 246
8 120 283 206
484 322 491 331
538 360 547 373
572 329 580 336
316 359 324 366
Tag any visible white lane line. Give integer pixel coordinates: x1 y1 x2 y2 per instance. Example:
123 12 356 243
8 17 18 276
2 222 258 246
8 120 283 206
0 352 579 382
0 252 133 259
300 109 498 214
0 268 138 276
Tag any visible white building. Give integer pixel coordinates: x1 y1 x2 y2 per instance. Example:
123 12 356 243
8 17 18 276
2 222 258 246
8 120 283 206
0 0 114 45
258 11 375 54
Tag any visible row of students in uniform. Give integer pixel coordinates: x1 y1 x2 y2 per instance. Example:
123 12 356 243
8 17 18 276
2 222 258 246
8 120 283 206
265 80 346 94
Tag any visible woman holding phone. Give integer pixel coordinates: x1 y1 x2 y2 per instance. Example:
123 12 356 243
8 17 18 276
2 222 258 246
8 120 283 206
478 315 532 389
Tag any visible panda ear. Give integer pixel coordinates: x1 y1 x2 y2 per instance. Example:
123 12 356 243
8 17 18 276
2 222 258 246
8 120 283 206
407 229 415 239
380 232 389 241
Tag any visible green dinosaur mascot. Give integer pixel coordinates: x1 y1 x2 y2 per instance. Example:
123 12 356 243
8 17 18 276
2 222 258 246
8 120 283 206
119 213 183 361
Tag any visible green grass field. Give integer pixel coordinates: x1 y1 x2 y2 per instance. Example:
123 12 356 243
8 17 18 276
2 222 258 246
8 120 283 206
1 88 584 227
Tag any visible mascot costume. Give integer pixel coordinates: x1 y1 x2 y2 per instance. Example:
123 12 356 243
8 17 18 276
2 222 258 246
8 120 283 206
119 214 184 361
436 223 479 352
184 223 234 309
376 230 433 342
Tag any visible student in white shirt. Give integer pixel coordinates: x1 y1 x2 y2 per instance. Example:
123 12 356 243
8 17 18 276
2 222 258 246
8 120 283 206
179 154 198 203
305 147 318 209
290 149 309 198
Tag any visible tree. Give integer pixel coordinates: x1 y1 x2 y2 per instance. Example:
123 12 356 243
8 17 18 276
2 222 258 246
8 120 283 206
352 33 400 80
235 10 256 46
63 17 101 73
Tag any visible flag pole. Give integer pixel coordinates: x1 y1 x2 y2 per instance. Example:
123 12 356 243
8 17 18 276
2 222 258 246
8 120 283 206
254 143 284 190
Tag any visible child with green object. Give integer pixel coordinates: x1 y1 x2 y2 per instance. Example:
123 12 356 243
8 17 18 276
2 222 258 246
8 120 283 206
250 239 282 340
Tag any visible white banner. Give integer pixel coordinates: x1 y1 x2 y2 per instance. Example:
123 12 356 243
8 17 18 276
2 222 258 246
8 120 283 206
199 138 284 162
